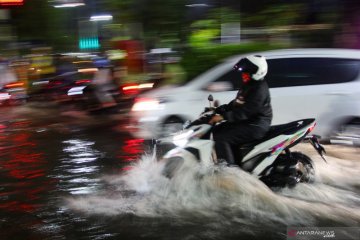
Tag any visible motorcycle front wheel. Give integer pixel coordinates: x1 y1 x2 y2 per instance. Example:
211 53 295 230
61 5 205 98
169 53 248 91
161 156 185 179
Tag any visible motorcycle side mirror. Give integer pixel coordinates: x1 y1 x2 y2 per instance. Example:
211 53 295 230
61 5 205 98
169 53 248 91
208 94 214 102
208 94 214 108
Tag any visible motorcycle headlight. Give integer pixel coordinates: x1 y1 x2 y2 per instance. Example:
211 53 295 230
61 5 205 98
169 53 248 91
173 129 194 147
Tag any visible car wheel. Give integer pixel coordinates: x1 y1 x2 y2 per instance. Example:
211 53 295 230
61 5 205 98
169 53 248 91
161 116 184 137
331 118 360 146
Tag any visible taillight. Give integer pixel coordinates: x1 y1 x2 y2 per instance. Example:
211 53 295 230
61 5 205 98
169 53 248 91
308 123 316 133
77 68 98 73
122 83 154 95
75 79 91 85
131 98 160 111
138 83 154 89
122 84 140 95
4 82 24 88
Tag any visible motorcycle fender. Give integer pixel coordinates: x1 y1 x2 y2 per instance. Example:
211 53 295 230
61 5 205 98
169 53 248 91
163 140 214 167
163 148 198 163
186 140 214 168
252 154 278 177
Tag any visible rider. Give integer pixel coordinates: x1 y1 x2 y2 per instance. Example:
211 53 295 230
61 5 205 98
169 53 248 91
209 55 273 165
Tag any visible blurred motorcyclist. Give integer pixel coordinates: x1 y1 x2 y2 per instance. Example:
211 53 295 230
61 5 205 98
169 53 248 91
209 55 273 165
0 57 17 90
91 61 117 109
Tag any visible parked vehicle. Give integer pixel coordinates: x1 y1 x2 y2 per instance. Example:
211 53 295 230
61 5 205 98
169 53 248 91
129 49 360 144
0 81 27 106
28 72 91 102
157 96 326 189
117 81 155 113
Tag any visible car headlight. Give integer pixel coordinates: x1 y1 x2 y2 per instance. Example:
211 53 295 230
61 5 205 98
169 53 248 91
131 97 168 112
131 98 161 111
68 86 86 96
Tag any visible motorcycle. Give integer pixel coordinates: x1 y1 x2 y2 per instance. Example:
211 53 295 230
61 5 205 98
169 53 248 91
156 95 327 189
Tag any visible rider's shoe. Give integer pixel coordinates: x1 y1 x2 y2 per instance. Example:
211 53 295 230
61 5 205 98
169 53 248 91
227 163 239 168
216 159 228 166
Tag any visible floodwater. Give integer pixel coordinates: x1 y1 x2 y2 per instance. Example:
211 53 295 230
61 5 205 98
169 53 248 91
0 105 360 240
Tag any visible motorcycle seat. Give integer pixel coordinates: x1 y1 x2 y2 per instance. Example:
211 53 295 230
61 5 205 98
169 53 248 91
239 119 315 149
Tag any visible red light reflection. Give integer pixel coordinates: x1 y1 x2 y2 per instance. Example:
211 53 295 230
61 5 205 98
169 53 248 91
0 125 55 214
121 166 134 171
118 138 144 162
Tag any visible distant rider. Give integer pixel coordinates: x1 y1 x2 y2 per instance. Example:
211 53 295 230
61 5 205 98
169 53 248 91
209 55 273 165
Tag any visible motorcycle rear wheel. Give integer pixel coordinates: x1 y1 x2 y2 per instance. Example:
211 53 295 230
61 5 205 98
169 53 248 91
291 152 315 184
261 151 315 189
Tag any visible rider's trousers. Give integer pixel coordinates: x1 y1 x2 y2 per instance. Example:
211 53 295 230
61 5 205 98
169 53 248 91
212 123 268 165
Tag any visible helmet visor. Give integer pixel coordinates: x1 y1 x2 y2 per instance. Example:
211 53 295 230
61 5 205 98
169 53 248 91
233 58 258 75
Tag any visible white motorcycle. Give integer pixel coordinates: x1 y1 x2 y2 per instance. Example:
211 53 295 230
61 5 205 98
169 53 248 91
156 95 327 189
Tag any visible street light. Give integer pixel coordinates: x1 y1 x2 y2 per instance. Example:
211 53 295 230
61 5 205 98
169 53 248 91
54 3 84 8
52 0 85 8
185 4 210 8
90 14 113 22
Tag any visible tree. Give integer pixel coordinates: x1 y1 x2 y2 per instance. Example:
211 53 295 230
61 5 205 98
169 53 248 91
11 0 78 51
242 3 305 28
102 0 187 48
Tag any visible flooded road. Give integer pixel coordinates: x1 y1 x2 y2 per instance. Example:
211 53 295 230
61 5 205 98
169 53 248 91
0 105 359 240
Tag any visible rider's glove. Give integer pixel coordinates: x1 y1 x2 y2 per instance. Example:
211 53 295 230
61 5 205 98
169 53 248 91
215 104 228 115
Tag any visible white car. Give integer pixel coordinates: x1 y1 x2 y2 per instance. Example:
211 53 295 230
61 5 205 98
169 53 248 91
128 48 360 144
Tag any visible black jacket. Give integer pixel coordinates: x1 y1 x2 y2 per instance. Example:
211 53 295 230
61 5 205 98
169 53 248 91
217 80 273 130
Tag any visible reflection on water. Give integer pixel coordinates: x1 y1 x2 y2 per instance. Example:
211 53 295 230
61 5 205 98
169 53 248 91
0 123 50 213
118 138 144 162
56 138 102 195
0 116 147 240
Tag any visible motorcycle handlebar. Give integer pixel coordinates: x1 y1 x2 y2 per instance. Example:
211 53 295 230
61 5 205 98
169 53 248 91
185 104 226 129
185 112 215 129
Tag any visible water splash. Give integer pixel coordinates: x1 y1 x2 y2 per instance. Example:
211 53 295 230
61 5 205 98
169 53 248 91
67 148 360 229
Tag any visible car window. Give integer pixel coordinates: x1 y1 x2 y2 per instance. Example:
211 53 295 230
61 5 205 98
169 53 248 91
266 58 360 88
212 68 242 90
